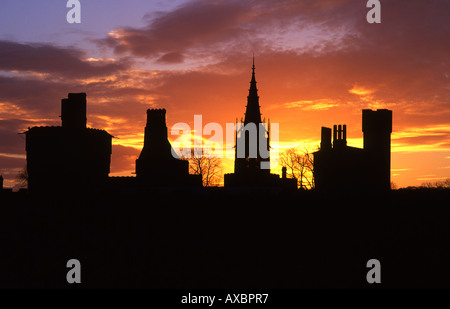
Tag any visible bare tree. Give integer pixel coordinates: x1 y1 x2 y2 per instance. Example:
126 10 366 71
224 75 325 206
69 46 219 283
16 166 28 187
390 181 398 190
279 146 316 189
421 178 450 189
183 150 223 187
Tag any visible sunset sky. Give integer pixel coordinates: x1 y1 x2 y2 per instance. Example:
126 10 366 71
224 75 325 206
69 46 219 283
0 0 449 189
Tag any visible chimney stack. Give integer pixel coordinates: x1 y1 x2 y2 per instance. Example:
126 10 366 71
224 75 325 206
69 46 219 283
61 93 87 130
320 127 332 151
333 124 347 148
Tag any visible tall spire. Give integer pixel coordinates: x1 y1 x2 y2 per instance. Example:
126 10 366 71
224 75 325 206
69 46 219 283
234 56 270 176
252 53 255 70
250 54 256 91
245 56 261 124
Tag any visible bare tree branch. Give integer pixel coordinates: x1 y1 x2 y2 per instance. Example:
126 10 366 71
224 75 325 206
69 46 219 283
279 146 316 190
182 149 223 187
420 178 450 189
16 166 28 187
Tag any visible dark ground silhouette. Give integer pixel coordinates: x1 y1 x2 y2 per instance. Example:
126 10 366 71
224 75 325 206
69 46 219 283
1 188 449 289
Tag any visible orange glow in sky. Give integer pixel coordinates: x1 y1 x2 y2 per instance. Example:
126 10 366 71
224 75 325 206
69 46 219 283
0 0 449 189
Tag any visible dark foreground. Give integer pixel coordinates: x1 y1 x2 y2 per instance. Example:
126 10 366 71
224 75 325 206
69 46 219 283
1 188 449 289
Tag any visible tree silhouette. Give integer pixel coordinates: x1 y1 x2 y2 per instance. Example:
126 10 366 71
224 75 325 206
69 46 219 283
183 150 223 187
279 146 315 189
16 166 28 187
391 181 398 190
421 178 450 189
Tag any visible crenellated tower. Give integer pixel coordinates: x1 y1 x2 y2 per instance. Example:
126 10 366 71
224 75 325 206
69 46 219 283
362 109 392 190
135 108 201 187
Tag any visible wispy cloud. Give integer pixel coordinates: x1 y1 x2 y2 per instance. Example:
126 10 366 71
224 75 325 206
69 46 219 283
283 99 337 111
0 41 130 79
417 176 448 181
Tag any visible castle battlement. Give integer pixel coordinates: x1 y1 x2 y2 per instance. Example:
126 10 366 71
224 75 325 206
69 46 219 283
146 108 166 126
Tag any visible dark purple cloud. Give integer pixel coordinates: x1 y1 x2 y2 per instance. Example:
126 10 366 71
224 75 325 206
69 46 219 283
157 52 185 64
0 119 27 155
0 41 130 78
0 76 73 117
101 0 252 58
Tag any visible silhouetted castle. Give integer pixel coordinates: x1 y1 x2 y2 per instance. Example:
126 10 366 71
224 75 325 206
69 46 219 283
135 108 201 187
22 76 391 193
24 93 200 193
313 109 392 191
25 93 112 193
224 58 296 189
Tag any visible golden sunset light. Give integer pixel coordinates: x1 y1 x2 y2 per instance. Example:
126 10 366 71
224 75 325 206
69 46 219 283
0 0 448 190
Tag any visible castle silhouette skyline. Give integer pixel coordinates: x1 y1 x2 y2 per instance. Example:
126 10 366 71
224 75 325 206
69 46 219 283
4 61 450 292
2 59 391 194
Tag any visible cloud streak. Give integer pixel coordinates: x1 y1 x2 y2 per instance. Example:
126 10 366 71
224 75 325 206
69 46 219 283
0 41 130 78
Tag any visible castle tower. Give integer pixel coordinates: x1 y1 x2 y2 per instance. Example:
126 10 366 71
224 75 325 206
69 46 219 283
320 127 332 151
139 109 172 160
135 108 196 186
61 93 87 130
25 93 112 194
234 57 270 174
362 109 392 190
136 109 173 178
